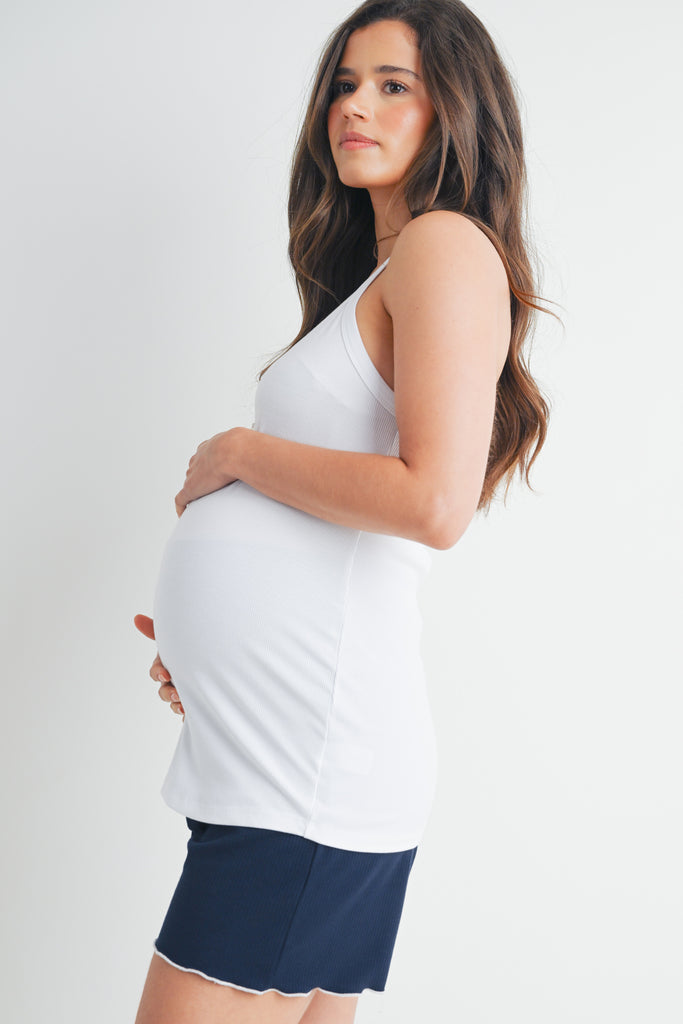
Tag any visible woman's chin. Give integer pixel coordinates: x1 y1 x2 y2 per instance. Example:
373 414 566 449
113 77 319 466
336 168 397 190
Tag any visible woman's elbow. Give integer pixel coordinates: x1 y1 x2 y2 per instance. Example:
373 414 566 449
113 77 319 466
423 520 462 550
420 495 469 550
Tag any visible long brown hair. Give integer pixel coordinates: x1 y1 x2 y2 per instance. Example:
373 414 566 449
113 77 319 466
257 0 559 512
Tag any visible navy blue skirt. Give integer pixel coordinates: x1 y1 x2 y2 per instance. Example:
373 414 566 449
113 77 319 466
153 817 418 997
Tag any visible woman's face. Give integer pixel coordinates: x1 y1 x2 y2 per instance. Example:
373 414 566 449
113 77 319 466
327 20 435 192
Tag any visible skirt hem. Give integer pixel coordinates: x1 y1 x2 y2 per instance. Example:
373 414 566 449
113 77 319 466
152 945 380 998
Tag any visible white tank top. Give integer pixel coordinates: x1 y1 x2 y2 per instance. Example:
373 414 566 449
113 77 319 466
152 257 438 853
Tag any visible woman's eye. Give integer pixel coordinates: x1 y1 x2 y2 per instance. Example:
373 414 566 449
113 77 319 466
330 79 407 97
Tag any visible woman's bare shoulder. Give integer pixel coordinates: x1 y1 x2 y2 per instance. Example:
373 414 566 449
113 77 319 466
383 210 507 307
380 210 511 380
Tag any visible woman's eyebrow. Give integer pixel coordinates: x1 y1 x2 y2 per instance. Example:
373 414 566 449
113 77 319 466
333 64 422 81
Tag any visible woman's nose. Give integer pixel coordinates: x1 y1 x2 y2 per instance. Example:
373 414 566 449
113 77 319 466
338 84 372 119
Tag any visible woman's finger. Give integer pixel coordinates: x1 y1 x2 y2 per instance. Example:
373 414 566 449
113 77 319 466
158 682 178 703
158 682 185 715
149 653 171 684
134 614 155 641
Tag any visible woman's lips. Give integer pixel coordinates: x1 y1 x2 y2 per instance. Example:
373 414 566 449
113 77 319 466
340 139 379 149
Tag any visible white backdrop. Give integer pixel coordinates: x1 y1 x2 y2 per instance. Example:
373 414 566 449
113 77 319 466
1 1 681 1021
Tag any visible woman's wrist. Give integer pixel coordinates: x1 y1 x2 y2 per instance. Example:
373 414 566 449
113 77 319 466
218 426 250 484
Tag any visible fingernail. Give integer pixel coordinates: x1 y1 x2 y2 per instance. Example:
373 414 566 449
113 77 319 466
170 693 179 702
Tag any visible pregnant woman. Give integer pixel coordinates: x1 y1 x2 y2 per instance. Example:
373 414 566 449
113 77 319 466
134 2 552 1022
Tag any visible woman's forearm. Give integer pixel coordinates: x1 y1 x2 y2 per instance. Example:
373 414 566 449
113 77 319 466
225 427 451 549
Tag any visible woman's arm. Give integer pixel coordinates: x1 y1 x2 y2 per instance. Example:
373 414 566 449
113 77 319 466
176 211 509 550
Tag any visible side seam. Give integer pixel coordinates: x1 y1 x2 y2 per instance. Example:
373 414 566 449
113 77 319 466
303 530 362 837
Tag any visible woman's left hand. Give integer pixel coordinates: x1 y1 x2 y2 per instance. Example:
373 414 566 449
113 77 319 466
175 427 244 516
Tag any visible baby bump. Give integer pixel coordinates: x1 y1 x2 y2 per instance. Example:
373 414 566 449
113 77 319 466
151 486 359 706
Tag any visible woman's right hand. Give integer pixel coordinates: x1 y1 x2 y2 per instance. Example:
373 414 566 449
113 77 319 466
134 613 185 719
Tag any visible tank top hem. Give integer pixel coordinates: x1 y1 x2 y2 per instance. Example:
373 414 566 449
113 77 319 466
161 789 422 854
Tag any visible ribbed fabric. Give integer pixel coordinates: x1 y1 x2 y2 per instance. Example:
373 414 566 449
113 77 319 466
153 817 418 996
152 258 438 853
